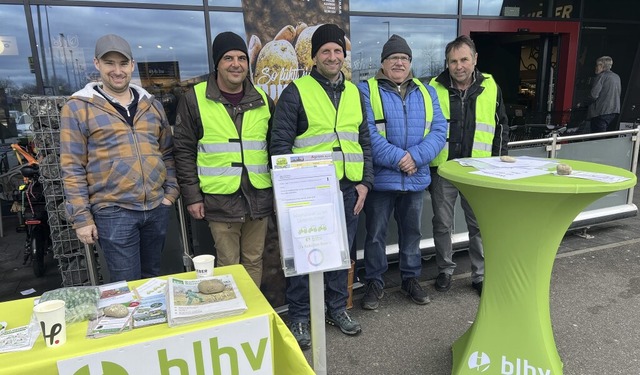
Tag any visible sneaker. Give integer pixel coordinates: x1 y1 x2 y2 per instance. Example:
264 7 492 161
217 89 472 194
435 272 452 292
361 281 384 310
326 310 362 335
401 278 431 305
353 275 365 290
472 280 483 296
289 321 311 350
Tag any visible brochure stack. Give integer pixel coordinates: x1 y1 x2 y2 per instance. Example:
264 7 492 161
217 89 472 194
165 275 247 327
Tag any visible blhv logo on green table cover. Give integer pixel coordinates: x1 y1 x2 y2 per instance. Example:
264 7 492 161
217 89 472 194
73 361 129 375
468 351 490 372
58 315 273 375
468 352 552 374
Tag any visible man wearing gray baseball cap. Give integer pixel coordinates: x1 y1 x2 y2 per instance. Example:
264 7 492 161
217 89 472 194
95 34 133 61
59 34 179 282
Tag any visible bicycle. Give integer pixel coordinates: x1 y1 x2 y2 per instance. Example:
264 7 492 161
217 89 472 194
11 142 51 277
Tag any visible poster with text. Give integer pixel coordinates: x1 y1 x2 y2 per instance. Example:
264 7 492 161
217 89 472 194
241 0 350 101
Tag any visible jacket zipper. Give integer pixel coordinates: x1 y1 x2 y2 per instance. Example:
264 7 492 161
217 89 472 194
234 104 250 222
331 86 346 179
391 83 417 190
129 108 148 210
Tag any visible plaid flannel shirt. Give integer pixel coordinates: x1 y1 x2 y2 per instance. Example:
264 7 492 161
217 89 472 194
60 83 179 229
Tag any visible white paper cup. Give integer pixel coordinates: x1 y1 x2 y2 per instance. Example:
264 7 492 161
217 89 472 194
33 300 66 347
193 254 215 278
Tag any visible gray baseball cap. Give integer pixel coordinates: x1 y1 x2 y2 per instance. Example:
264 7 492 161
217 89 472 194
95 34 133 60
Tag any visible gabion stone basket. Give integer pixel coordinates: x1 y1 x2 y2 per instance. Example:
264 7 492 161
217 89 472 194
25 94 101 287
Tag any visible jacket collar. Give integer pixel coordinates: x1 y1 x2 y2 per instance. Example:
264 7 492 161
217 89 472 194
72 82 153 100
435 68 484 90
375 68 415 92
310 66 345 91
205 73 265 107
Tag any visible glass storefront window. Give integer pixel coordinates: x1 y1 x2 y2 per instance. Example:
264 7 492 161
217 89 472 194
79 0 203 5
210 11 246 41
462 0 504 16
351 0 457 15
209 0 242 6
31 5 209 102
1 4 38 139
350 16 457 82
1 5 38 96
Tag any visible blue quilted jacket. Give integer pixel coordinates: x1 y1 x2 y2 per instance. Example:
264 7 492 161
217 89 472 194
357 74 447 192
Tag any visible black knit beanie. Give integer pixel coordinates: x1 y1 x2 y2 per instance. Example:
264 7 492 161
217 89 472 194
311 24 347 58
212 32 249 70
381 34 412 62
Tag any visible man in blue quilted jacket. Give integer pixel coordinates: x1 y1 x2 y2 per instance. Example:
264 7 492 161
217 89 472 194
357 34 447 310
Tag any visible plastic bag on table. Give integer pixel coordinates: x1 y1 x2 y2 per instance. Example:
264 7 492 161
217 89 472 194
38 286 101 324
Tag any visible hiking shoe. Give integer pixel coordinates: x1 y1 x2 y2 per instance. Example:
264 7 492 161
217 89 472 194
361 281 384 310
401 278 431 305
472 280 483 296
289 321 311 350
435 272 452 292
326 310 361 335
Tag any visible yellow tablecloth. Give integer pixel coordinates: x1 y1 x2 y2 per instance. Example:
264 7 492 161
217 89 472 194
0 265 313 375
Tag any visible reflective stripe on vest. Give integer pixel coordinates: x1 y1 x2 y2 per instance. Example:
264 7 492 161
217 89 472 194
194 82 272 194
428 74 498 166
367 77 433 138
292 76 364 181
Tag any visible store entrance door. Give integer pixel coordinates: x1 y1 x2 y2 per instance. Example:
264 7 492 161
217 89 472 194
461 19 579 127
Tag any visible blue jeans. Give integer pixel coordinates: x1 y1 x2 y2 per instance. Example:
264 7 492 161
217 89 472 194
363 190 425 287
590 114 616 133
93 204 171 282
286 186 359 323
429 171 484 283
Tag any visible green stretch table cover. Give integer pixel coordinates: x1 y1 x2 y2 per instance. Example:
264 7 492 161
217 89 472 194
439 159 636 375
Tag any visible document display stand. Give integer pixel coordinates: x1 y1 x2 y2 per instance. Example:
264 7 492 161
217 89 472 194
271 152 351 375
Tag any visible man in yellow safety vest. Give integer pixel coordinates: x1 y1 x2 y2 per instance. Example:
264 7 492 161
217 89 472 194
173 32 275 288
270 24 374 350
428 35 509 296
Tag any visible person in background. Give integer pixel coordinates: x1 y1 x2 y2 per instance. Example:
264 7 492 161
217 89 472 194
358 34 447 310
270 24 373 349
578 56 621 133
173 32 275 287
428 35 509 296
60 34 179 282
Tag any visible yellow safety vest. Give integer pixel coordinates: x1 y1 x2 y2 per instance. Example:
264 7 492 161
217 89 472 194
194 82 272 194
367 77 433 138
429 74 498 166
292 76 364 182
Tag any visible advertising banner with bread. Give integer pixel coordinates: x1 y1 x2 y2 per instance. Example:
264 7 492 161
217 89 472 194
241 0 350 101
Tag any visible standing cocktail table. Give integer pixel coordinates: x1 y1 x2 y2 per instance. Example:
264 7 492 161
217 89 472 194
439 158 636 375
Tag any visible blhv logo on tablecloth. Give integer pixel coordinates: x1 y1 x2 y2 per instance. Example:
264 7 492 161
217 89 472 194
467 352 553 374
73 361 128 375
58 315 273 375
468 351 490 372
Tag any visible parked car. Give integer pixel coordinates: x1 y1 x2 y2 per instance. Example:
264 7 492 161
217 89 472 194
10 111 34 136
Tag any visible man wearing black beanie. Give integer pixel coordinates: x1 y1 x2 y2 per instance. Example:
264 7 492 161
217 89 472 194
271 23 374 349
358 34 447 310
174 32 275 288
211 31 249 71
